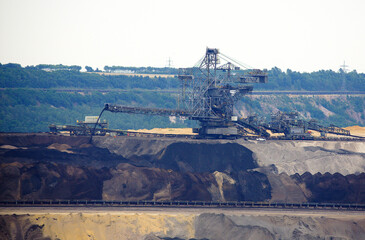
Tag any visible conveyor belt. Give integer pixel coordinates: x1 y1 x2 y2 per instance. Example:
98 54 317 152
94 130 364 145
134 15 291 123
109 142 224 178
1 200 364 211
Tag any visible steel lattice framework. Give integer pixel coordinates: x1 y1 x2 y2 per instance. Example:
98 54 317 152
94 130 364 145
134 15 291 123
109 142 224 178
178 48 267 135
103 47 269 138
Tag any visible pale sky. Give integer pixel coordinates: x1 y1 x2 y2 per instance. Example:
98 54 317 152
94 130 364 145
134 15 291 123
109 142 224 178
1 0 364 73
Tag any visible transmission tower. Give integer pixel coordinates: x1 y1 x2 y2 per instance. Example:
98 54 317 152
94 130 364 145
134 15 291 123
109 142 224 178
166 57 173 68
340 61 349 91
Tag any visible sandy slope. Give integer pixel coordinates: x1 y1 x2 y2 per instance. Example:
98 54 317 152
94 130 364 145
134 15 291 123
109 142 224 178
344 125 365 137
130 128 196 135
94 135 365 175
1 207 364 240
239 140 365 175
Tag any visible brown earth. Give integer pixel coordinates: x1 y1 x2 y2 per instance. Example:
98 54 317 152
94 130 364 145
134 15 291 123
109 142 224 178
1 133 365 239
0 161 111 200
0 134 364 204
0 159 271 202
0 133 90 147
344 125 365 137
1 208 364 240
292 172 365 203
0 134 271 202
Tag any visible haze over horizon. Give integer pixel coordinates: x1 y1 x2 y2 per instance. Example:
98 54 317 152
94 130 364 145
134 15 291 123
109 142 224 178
1 0 364 73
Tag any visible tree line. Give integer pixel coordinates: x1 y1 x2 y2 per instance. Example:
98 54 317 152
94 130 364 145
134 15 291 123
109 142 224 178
0 63 178 89
1 63 364 91
254 67 365 91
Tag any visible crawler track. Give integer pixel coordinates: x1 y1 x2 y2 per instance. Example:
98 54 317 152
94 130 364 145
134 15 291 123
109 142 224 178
1 200 364 211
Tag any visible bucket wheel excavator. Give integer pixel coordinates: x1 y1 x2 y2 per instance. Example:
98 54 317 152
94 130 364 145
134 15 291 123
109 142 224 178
104 47 269 138
101 47 359 139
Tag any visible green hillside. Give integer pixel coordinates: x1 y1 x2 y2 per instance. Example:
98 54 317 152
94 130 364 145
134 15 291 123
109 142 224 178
0 63 364 132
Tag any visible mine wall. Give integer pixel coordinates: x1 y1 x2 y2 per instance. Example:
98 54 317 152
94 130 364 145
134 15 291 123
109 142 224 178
0 134 365 204
2 211 365 240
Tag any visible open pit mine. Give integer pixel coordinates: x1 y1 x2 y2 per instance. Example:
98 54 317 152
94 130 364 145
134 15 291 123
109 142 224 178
1 132 365 239
1 48 365 239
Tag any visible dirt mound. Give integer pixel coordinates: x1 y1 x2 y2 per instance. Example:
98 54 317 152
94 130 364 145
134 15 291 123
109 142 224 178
194 213 365 240
1 134 364 204
0 215 50 240
94 137 258 173
234 171 271 201
47 143 73 153
103 163 214 201
0 145 19 150
1 143 127 168
103 163 271 202
228 214 365 240
262 171 308 203
261 170 365 204
292 172 365 203
156 142 257 173
0 159 271 202
93 136 176 160
0 133 90 147
239 140 365 175
0 135 271 202
0 162 111 200
344 125 365 137
195 213 275 240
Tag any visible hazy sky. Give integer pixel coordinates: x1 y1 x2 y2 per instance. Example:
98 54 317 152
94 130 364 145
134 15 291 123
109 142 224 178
1 0 364 73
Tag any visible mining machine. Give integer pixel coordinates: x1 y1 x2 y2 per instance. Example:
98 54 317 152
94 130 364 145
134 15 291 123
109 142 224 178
262 111 354 139
49 116 109 136
104 47 268 138
99 48 360 140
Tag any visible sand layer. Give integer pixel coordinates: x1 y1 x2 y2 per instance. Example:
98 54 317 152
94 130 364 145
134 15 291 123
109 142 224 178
130 128 196 135
344 125 365 137
131 126 365 138
1 208 364 240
